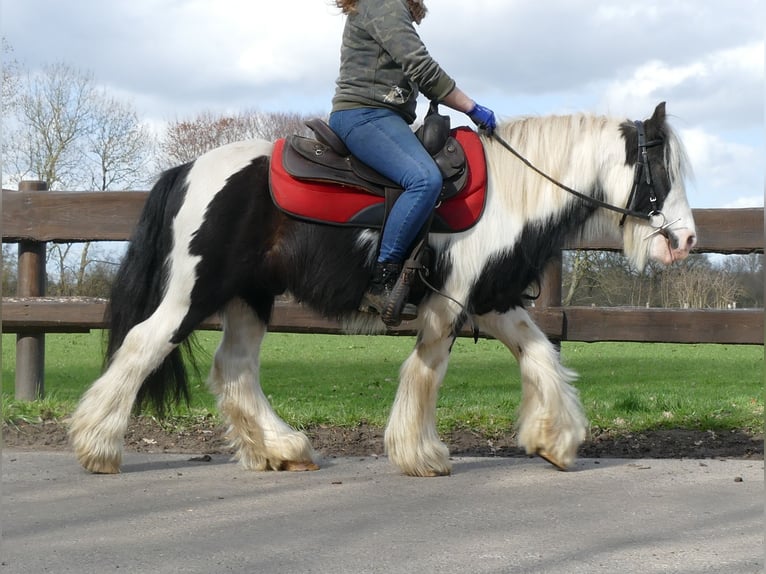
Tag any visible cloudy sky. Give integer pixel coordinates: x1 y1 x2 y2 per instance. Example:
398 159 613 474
2 0 763 208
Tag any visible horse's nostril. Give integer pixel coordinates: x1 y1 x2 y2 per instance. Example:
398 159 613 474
687 234 697 249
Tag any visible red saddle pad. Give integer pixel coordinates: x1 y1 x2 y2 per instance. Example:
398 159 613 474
269 126 487 233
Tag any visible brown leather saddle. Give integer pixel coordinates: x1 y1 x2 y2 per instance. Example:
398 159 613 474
281 105 469 209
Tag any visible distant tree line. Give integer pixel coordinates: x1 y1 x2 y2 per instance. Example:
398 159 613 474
561 251 763 309
2 38 763 309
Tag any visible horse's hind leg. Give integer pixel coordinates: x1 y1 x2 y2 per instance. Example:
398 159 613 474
385 325 454 477
69 307 184 473
476 309 588 470
208 299 317 471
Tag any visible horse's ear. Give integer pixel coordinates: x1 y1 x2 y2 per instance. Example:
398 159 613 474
650 102 667 124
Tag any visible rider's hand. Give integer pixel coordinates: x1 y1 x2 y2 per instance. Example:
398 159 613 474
468 103 497 134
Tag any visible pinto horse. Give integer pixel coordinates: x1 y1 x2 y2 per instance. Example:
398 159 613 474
69 102 696 476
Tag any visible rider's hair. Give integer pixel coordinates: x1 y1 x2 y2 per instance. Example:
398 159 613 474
334 0 427 23
334 0 358 14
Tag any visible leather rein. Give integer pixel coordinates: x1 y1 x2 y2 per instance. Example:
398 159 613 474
489 120 664 225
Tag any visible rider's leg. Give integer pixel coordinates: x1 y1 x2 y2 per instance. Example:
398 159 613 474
329 107 442 321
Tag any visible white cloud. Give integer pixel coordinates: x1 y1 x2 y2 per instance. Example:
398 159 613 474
681 128 762 208
593 37 763 209
722 196 764 209
600 42 763 126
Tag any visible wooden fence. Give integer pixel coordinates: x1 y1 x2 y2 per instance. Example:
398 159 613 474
2 183 763 399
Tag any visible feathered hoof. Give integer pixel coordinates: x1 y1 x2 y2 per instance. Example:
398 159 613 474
535 449 571 471
276 460 320 472
414 467 451 478
386 437 453 477
75 450 122 474
69 424 123 474
394 454 452 477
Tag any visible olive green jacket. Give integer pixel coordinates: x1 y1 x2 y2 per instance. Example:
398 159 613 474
331 0 456 124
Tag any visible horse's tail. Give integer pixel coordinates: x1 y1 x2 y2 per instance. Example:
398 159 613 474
105 163 195 415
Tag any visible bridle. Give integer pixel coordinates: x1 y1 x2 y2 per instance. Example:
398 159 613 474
618 120 663 226
490 120 677 236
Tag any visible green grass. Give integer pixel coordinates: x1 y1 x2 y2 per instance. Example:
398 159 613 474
2 331 763 436
563 342 764 434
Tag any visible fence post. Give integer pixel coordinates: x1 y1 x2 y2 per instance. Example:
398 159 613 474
539 251 563 307
15 180 48 400
538 250 563 347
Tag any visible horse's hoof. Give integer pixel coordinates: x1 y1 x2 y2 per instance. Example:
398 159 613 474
77 454 121 474
277 460 320 472
72 438 122 474
536 449 569 471
401 462 452 477
420 468 451 477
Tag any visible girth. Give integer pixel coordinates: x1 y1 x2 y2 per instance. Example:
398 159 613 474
281 109 469 203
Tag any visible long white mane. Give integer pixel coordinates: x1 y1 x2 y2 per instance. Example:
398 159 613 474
475 111 691 270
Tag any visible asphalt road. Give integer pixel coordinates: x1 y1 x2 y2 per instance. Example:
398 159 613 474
2 450 763 573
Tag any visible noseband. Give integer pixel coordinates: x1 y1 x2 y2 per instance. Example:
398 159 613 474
490 120 668 227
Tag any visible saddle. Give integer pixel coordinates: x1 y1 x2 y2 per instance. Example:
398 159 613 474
269 109 487 234
282 105 469 207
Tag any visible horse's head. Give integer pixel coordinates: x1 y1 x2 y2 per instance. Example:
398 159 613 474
619 102 697 269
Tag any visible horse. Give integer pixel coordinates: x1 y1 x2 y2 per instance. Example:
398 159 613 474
69 102 696 477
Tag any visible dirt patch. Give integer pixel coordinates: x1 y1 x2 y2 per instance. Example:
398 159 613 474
3 418 762 461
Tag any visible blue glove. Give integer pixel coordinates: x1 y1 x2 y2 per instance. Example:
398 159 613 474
468 103 497 134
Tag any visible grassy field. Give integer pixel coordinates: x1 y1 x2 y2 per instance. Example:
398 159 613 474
2 331 763 436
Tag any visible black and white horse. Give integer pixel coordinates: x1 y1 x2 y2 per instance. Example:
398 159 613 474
70 102 696 476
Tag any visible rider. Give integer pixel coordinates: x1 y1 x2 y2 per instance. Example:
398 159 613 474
329 0 497 321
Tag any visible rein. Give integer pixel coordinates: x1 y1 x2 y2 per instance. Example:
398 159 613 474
417 119 674 328
489 121 663 223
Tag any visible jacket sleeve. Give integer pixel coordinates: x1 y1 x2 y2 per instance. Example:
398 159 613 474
359 0 456 101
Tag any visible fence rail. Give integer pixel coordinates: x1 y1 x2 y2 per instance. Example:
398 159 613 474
2 186 763 399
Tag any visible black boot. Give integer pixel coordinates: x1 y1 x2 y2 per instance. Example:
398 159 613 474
359 262 417 324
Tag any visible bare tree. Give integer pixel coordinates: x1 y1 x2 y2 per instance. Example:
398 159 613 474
2 37 20 117
734 253 764 307
650 255 747 309
1 37 20 298
563 250 650 306
719 254 762 308
66 95 155 294
87 95 154 192
252 110 317 142
562 250 751 309
158 109 317 169
656 256 712 308
562 250 597 306
1 244 18 294
5 63 97 189
5 61 153 294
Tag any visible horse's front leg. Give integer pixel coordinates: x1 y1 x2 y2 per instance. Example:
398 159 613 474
385 328 453 477
475 308 588 470
209 299 317 472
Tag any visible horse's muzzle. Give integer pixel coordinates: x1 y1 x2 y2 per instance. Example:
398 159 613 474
658 228 697 263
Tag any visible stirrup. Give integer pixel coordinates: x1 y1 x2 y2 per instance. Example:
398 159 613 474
358 296 417 323
380 261 419 327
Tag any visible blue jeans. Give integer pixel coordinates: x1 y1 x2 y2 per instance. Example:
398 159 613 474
329 107 442 264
